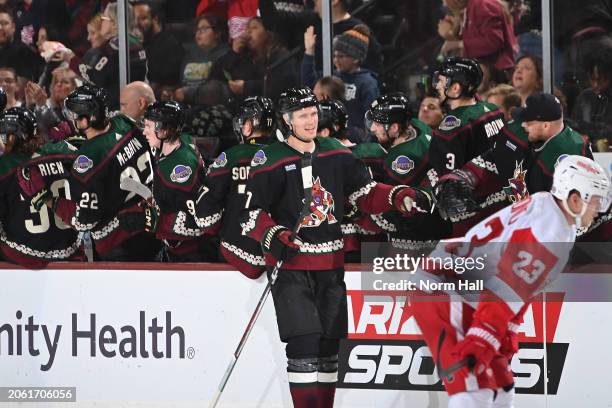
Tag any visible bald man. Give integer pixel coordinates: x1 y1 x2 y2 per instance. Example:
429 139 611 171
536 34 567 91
120 81 155 123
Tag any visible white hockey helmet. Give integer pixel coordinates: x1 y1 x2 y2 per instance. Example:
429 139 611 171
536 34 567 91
551 155 610 216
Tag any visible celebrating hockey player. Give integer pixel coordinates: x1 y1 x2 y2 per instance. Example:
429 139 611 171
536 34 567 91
135 100 209 261
435 93 594 235
365 92 451 249
240 86 432 408
428 57 505 236
18 84 158 261
0 107 82 268
411 155 609 408
194 96 278 277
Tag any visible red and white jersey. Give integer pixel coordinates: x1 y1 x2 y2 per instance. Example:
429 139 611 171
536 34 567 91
420 192 576 314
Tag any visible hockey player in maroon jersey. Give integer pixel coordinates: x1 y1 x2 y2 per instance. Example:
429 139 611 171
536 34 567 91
428 57 506 237
0 107 82 268
133 100 211 261
18 84 159 261
434 93 597 241
194 96 278 277
240 86 432 408
411 155 609 408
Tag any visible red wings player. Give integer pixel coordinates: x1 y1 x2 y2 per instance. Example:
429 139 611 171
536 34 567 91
411 155 609 407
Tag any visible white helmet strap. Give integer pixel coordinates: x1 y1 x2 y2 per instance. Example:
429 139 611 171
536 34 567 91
561 195 589 229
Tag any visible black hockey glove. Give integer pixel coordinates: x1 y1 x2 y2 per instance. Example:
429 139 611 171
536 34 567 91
118 203 159 233
434 169 479 220
262 225 303 262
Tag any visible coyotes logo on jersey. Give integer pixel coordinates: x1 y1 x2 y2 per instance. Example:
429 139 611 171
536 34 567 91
300 177 337 227
504 160 529 203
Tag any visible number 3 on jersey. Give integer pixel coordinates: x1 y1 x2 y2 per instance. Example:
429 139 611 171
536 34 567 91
445 153 455 170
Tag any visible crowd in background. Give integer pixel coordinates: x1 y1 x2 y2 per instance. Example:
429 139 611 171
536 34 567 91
0 0 610 158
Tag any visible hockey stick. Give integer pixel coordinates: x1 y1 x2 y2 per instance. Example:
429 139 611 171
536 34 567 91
208 152 315 408
436 329 475 382
120 176 153 201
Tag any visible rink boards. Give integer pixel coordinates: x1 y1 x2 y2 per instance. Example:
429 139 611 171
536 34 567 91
0 262 610 408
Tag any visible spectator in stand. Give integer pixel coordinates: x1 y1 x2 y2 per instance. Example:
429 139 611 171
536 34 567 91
511 54 543 105
302 23 379 143
175 14 229 104
57 2 147 110
258 0 309 49
196 0 258 42
0 6 44 82
133 1 184 98
314 75 345 101
34 25 71 90
477 60 507 95
0 67 22 109
311 0 384 75
24 67 79 140
208 25 256 99
119 80 155 125
439 0 518 77
13 0 48 48
83 14 105 66
418 93 444 129
223 17 298 101
484 83 521 120
571 37 612 152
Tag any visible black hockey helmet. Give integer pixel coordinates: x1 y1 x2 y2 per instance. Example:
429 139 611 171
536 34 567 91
63 84 110 130
0 107 38 146
434 57 483 98
318 99 348 135
0 87 7 112
145 101 183 130
278 86 319 114
233 96 276 141
365 92 412 129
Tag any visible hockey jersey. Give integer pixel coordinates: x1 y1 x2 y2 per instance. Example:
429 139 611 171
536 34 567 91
53 115 153 255
152 136 206 247
457 120 593 237
428 101 505 185
377 121 452 248
342 141 388 253
0 140 81 268
417 192 576 335
196 142 270 278
69 36 147 109
241 137 399 270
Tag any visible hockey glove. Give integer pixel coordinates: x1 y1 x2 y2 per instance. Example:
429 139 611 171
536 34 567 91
452 320 503 378
434 169 479 220
499 321 520 360
390 186 433 216
17 165 52 211
262 225 303 262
